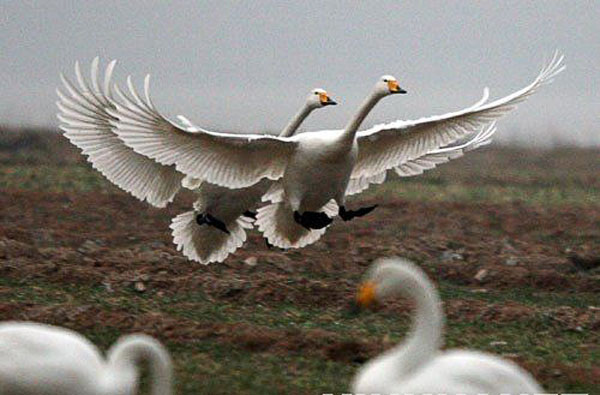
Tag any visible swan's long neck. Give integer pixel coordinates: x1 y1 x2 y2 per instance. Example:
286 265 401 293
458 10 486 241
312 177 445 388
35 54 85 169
385 264 444 376
279 103 314 138
341 91 382 143
107 335 173 395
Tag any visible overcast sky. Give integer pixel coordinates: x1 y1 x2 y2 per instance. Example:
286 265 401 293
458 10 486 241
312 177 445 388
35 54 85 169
1 1 598 146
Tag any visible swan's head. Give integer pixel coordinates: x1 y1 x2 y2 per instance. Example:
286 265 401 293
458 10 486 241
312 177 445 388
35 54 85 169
375 75 407 97
307 88 337 108
355 257 426 309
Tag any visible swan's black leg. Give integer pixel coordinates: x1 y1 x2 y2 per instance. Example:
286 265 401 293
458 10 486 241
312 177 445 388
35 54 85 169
265 239 273 249
243 210 257 220
293 210 333 230
196 213 207 225
339 205 378 221
198 213 230 234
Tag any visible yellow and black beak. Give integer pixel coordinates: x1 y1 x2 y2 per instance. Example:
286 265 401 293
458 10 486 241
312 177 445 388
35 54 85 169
319 92 337 106
388 80 407 94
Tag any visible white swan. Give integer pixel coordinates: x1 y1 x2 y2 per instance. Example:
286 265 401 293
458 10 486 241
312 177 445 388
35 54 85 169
351 257 543 395
170 89 337 263
57 58 336 263
108 52 564 249
0 321 172 395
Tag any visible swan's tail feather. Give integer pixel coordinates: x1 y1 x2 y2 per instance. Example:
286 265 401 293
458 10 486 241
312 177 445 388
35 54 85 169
170 210 250 264
256 201 334 249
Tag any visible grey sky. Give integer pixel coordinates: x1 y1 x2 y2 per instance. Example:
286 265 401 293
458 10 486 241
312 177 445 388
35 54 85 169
1 1 598 146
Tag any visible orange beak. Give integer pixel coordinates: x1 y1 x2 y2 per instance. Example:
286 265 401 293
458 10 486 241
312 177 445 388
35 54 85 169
356 281 377 307
319 92 337 106
387 80 407 94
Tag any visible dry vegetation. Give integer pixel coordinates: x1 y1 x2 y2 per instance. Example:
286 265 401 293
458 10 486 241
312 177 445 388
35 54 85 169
0 127 599 394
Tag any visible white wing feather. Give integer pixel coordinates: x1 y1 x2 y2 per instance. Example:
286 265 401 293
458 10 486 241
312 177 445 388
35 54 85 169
56 58 184 208
352 52 565 181
393 121 497 177
108 76 297 189
345 122 497 196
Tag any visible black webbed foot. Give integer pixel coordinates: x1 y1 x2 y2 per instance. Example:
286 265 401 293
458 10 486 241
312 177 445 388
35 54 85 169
196 213 207 225
243 210 257 220
196 212 230 234
339 205 378 221
293 210 333 230
206 214 231 234
265 239 273 249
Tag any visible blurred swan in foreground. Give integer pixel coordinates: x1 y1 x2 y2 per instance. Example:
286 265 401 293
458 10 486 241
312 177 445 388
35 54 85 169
57 58 335 263
0 321 172 395
352 257 543 395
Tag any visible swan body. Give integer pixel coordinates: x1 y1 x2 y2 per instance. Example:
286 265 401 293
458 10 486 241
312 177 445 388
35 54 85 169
284 128 358 212
57 59 335 263
0 321 172 395
352 258 543 395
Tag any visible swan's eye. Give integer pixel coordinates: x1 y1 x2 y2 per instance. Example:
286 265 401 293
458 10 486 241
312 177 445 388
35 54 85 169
383 79 388 83
314 92 319 95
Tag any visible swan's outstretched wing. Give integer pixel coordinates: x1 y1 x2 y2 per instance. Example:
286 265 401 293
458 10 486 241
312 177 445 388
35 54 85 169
56 58 184 208
345 122 496 196
108 77 297 189
344 88 493 197
393 120 496 177
352 52 565 181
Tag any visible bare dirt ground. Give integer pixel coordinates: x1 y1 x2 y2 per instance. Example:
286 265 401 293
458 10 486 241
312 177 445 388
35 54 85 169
0 128 599 394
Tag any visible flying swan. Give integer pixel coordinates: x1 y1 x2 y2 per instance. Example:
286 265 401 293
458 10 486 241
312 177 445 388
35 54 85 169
56 58 336 263
352 257 544 395
108 52 564 250
0 321 172 395
169 88 337 263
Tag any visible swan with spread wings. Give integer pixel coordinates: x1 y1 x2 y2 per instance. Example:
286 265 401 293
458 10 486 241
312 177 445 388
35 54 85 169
106 53 564 250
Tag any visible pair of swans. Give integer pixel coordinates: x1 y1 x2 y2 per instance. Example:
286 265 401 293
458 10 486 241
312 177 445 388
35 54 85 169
0 322 172 395
352 257 543 394
57 53 564 263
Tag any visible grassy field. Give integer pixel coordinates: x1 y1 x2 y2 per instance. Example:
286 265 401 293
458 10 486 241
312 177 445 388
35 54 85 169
1 128 599 394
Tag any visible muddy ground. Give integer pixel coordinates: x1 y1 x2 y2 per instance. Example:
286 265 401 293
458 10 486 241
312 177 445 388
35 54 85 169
0 128 599 393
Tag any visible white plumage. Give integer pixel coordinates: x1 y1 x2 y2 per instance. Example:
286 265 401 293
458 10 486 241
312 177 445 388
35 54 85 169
57 58 184 208
351 257 543 395
345 121 497 196
0 322 172 395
